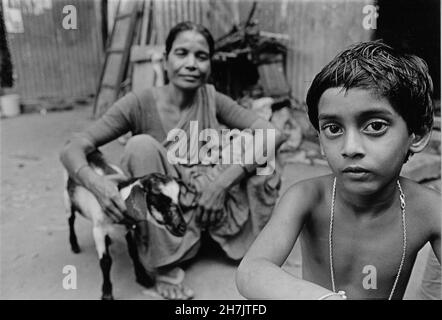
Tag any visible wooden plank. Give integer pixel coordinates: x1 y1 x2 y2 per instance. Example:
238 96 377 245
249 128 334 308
139 0 151 45
93 0 142 118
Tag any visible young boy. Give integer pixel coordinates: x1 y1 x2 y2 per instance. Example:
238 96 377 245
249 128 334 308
236 41 441 300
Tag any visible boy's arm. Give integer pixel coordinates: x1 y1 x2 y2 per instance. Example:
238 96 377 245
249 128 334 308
431 236 441 263
429 194 441 263
236 180 340 299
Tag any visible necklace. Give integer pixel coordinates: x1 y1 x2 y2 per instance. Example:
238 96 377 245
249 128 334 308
329 177 407 300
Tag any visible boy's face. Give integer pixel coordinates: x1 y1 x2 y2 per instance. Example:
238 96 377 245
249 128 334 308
317 87 414 194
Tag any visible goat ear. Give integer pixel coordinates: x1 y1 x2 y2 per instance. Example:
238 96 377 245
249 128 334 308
139 175 157 194
125 185 149 219
139 173 177 194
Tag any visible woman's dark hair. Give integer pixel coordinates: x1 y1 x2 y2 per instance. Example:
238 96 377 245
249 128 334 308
306 40 434 137
165 21 215 58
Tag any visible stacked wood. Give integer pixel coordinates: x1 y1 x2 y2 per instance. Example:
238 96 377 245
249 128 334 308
211 4 289 101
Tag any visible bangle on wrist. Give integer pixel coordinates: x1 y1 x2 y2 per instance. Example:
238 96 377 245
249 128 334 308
75 164 90 178
318 290 347 300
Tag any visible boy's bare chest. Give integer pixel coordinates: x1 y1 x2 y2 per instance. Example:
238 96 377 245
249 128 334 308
301 207 428 298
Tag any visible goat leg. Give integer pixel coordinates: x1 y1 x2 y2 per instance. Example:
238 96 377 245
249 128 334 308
94 226 114 300
125 231 155 288
68 206 81 253
99 235 113 300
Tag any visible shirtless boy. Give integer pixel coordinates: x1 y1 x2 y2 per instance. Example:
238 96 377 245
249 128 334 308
236 41 441 300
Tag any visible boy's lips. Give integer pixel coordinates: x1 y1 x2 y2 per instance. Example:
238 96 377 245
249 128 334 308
342 166 371 179
342 166 370 173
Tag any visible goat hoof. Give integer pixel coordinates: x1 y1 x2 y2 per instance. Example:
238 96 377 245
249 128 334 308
136 276 154 288
71 246 81 254
101 293 114 300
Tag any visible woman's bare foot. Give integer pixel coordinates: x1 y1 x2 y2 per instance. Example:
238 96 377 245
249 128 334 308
144 267 194 300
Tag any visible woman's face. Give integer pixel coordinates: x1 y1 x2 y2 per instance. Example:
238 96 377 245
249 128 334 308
165 30 211 91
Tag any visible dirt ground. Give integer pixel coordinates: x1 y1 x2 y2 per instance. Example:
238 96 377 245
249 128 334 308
0 105 433 300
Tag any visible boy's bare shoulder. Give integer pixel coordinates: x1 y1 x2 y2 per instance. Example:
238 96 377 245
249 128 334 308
282 174 332 211
401 177 441 230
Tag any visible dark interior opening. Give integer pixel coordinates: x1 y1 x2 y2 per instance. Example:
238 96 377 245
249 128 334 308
376 0 440 100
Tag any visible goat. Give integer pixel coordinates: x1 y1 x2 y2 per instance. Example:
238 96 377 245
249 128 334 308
64 150 194 300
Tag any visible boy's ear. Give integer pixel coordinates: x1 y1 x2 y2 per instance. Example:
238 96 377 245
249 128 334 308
409 131 432 154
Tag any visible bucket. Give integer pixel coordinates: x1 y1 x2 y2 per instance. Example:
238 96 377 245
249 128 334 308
0 94 21 117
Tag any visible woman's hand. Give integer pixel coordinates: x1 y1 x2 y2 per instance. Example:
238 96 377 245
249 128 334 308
80 167 127 223
90 174 127 222
196 181 227 229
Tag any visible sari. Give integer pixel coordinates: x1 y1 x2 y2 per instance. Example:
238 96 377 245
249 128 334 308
121 85 281 267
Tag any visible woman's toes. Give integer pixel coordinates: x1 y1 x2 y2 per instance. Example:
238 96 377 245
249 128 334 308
155 282 194 300
181 285 194 299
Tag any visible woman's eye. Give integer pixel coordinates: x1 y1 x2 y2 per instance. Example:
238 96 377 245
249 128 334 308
197 53 209 61
364 121 388 134
322 124 343 137
174 49 187 56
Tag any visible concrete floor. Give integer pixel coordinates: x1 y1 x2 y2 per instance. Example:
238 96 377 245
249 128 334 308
0 105 435 299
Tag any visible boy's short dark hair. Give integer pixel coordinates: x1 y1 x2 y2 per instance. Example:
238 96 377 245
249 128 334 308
306 41 434 137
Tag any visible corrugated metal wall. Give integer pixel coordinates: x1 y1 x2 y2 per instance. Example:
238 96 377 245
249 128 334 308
8 0 373 103
149 0 374 103
7 0 102 101
151 0 209 44
284 0 375 102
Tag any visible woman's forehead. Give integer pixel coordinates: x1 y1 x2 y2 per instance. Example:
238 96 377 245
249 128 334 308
171 30 209 51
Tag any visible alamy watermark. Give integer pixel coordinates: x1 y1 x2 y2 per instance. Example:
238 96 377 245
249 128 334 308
362 265 377 290
62 5 77 30
362 4 379 30
62 265 77 290
166 121 276 175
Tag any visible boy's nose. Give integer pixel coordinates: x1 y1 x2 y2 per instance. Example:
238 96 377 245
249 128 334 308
341 130 364 158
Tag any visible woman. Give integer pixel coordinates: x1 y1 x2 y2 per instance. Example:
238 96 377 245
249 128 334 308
60 21 286 299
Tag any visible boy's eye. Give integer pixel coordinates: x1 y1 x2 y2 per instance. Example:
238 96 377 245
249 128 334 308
363 120 389 135
321 124 343 137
